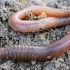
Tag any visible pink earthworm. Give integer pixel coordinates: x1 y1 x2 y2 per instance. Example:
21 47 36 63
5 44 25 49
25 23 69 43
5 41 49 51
0 31 70 60
1 6 69 61
9 6 70 33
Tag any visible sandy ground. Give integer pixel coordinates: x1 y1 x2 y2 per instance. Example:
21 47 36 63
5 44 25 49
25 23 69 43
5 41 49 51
0 0 70 70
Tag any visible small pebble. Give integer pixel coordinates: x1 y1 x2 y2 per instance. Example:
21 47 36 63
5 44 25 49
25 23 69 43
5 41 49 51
31 61 36 65
38 34 46 41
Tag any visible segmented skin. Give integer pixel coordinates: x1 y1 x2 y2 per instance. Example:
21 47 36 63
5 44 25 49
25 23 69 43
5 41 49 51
0 6 69 61
0 31 70 60
9 6 70 33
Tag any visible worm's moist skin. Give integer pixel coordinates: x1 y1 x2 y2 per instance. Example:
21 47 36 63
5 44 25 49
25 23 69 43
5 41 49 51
0 31 70 60
9 6 70 33
5 6 70 61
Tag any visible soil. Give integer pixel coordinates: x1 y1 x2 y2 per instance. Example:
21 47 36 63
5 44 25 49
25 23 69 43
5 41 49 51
0 0 70 70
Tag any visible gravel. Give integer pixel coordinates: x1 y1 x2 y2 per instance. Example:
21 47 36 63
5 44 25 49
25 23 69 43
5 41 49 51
0 0 70 70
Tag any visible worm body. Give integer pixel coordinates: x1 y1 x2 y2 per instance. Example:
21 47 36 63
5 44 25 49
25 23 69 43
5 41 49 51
9 6 70 33
5 6 70 60
0 31 70 60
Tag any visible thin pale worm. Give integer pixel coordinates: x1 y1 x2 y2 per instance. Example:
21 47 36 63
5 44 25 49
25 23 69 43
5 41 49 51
9 6 70 33
0 31 70 60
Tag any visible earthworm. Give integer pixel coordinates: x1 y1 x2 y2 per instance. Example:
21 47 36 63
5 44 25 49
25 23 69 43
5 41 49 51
3 6 70 60
9 6 70 33
0 30 70 60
